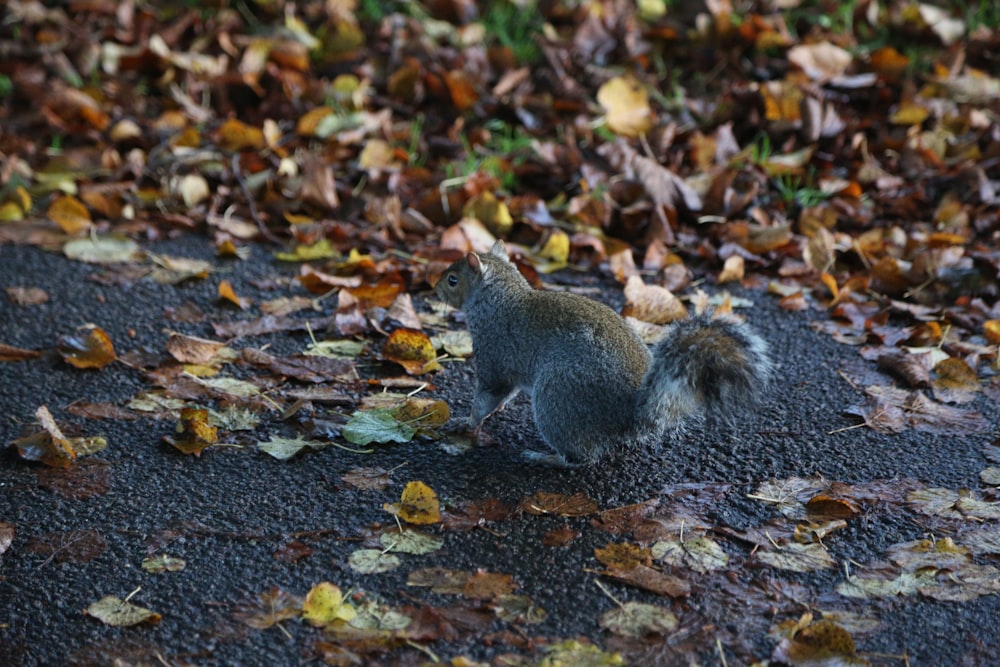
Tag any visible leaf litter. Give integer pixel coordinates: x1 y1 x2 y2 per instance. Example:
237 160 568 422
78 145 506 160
1 0 1000 664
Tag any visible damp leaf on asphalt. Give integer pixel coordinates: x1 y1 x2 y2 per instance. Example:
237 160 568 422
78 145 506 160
384 481 441 525
599 601 677 638
302 582 357 626
519 491 599 517
347 549 402 575
162 407 218 456
379 529 443 555
651 536 730 573
8 405 78 467
258 435 328 460
56 324 116 369
755 542 837 573
85 595 161 627
141 554 187 574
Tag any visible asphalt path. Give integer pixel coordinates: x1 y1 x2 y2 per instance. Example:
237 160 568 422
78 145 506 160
1 239 998 665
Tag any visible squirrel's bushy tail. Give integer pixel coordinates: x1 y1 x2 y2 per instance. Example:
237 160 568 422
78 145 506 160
636 313 772 437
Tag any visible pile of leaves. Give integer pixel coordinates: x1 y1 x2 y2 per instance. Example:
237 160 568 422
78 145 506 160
2 0 999 664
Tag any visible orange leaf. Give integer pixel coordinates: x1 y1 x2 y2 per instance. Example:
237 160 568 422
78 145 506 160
217 119 265 151
382 328 440 374
47 195 92 235
444 70 478 111
56 325 116 369
218 280 250 309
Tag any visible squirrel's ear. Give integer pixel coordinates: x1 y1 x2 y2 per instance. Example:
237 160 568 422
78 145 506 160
466 252 483 274
490 240 507 259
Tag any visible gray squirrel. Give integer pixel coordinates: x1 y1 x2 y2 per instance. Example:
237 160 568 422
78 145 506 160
434 240 772 466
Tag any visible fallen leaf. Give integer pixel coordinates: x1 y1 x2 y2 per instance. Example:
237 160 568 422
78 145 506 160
84 595 160 627
302 582 357 625
382 328 441 374
520 491 599 517
621 275 688 324
56 324 116 369
599 601 677 638
384 480 441 525
141 554 187 573
597 76 653 137
47 194 92 234
347 549 403 574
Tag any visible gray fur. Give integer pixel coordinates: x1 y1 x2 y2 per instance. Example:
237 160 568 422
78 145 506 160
435 240 771 466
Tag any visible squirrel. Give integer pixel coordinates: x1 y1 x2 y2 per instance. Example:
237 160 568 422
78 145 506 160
434 240 772 466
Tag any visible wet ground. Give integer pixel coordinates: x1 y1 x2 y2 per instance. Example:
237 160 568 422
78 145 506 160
1 240 998 666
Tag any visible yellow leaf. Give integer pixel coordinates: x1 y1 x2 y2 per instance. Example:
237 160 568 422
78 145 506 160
984 320 1000 345
597 76 653 137
163 407 218 456
302 582 356 626
358 139 401 173
890 102 930 126
386 481 441 525
538 229 569 263
274 238 339 262
463 192 513 237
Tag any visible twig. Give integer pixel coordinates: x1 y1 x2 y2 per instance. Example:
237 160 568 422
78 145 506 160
231 153 282 244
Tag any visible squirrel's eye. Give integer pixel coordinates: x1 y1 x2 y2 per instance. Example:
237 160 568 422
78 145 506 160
447 274 458 287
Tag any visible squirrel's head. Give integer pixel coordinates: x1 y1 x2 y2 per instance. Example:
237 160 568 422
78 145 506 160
433 239 519 308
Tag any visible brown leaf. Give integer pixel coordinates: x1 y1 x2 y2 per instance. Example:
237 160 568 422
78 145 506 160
441 498 513 531
6 286 49 305
595 542 653 570
340 466 393 491
0 344 42 362
165 332 231 365
37 459 112 499
621 275 688 324
542 526 581 547
273 540 312 563
407 568 516 600
590 499 660 535
805 494 861 520
600 563 690 598
241 348 358 383
27 529 107 564
9 405 77 468
932 357 980 404
519 491 599 517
